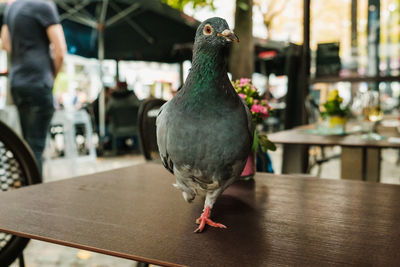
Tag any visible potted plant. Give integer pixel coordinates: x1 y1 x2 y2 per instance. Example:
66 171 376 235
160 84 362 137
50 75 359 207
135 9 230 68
320 89 349 134
232 78 276 178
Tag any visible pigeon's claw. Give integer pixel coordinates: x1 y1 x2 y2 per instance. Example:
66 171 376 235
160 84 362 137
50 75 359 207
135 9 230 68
194 205 227 233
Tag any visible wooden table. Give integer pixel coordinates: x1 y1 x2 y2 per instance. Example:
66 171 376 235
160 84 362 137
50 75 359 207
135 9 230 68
268 123 400 181
1 163 400 266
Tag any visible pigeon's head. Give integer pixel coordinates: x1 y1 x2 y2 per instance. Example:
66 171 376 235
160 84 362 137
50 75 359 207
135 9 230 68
194 17 239 51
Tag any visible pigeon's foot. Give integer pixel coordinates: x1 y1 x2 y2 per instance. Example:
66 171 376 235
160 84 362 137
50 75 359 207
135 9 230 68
194 205 227 233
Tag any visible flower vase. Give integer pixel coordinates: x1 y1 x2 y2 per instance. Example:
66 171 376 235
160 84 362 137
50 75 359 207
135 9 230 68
328 116 346 135
240 152 256 180
318 116 346 135
329 116 346 128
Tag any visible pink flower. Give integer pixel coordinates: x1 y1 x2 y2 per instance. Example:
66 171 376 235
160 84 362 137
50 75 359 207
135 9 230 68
239 78 250 86
261 100 271 110
238 93 246 99
251 104 262 113
251 104 269 118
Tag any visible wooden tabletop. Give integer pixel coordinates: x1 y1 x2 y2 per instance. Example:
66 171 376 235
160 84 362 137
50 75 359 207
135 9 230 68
1 163 400 266
268 123 400 148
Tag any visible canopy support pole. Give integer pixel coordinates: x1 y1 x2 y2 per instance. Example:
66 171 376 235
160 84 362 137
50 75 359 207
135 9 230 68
179 61 184 86
107 2 154 44
116 59 120 82
98 0 109 139
57 0 97 28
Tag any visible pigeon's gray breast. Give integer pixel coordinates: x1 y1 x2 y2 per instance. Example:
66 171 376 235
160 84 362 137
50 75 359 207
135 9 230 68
157 94 251 183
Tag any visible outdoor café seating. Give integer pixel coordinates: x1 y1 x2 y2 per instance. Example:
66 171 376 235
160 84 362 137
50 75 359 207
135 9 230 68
0 0 399 266
138 98 166 161
0 120 41 267
107 103 140 155
46 109 97 161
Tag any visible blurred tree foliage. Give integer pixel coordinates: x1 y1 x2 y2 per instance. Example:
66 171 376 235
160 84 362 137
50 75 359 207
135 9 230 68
163 0 254 80
254 0 290 40
229 0 254 80
162 0 215 10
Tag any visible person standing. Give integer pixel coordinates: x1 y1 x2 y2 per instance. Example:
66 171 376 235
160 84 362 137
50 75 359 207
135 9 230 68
1 0 67 175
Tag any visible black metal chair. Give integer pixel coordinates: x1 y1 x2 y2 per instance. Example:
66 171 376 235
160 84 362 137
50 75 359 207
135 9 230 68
0 120 41 267
108 103 140 155
138 98 166 161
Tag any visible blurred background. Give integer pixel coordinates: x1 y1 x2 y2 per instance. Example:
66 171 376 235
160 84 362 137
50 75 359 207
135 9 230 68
1 0 398 119
0 0 399 266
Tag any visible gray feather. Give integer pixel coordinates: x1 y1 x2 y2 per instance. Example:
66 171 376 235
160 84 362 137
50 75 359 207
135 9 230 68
156 17 254 208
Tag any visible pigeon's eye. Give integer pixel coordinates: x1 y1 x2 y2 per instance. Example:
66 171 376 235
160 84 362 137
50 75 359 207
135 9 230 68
203 24 213 35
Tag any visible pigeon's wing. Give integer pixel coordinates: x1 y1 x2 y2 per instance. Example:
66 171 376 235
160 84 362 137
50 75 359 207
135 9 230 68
240 97 255 140
156 103 174 174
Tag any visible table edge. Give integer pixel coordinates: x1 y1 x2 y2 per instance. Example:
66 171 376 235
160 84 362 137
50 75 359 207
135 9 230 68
0 228 187 267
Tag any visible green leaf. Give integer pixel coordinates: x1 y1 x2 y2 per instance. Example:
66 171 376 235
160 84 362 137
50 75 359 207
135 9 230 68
252 130 259 151
162 0 215 11
258 134 277 152
238 2 249 10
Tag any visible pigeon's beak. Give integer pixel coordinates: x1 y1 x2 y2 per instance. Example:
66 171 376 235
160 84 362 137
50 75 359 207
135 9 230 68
217 29 239 43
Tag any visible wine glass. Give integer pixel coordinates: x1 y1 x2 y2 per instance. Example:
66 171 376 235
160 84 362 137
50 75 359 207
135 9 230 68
351 92 364 122
359 90 384 140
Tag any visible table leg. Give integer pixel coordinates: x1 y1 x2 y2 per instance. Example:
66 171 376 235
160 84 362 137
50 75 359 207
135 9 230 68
341 147 381 182
282 144 309 174
365 148 381 182
341 147 364 180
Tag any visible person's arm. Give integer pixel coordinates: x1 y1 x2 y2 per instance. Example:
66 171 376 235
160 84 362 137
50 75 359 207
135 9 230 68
46 24 66 78
1 25 11 53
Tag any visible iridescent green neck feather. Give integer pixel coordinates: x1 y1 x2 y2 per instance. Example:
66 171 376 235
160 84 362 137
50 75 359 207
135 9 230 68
181 46 229 106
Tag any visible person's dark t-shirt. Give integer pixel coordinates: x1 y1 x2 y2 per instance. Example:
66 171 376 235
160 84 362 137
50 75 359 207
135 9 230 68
4 0 60 88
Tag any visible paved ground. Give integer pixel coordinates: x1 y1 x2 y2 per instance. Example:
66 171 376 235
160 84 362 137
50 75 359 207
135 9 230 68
8 146 400 266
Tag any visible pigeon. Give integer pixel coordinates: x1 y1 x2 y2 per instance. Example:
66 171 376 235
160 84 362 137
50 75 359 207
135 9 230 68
156 17 254 233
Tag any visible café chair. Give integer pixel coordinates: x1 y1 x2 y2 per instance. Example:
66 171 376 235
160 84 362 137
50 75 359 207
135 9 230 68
108 104 140 155
138 98 166 161
47 109 96 160
256 145 274 173
0 120 41 267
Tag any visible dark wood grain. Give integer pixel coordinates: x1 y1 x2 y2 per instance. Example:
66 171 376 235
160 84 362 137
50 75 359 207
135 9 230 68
1 163 400 266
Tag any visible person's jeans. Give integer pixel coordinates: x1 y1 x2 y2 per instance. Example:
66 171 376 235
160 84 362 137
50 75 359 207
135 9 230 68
12 86 54 175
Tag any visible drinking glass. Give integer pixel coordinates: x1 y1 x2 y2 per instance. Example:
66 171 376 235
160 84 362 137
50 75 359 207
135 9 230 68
359 91 384 140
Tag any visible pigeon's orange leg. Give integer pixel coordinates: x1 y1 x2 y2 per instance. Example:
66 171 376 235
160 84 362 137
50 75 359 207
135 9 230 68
194 205 227 233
